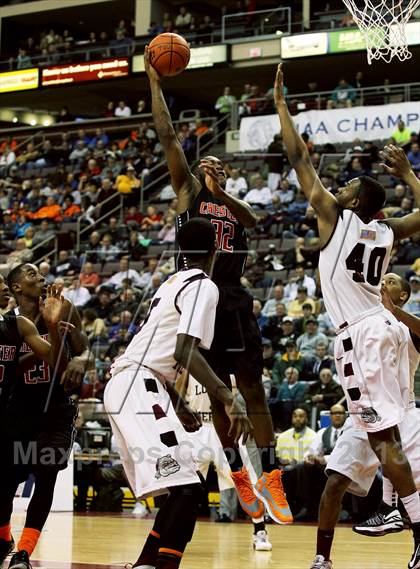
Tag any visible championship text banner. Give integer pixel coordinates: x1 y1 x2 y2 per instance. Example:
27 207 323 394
0 68 39 94
41 58 129 86
239 102 420 149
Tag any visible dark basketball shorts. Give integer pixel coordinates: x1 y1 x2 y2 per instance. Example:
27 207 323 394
201 285 263 380
3 402 78 476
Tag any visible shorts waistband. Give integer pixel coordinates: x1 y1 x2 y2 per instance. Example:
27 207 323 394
336 306 383 335
111 363 166 384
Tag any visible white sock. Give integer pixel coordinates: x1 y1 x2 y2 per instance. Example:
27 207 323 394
382 477 398 508
401 492 420 524
253 516 265 524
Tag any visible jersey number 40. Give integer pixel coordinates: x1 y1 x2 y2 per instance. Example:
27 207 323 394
345 243 387 286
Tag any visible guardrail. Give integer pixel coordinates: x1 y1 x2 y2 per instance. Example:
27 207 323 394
230 81 420 129
221 7 292 42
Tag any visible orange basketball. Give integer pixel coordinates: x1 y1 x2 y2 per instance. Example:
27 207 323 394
148 33 190 77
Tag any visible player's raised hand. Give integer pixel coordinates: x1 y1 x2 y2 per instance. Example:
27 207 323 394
200 159 225 198
144 45 161 83
380 144 412 179
274 63 285 108
40 284 65 324
225 394 254 444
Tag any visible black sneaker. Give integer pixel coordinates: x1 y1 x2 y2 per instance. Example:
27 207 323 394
352 509 404 537
8 550 32 569
0 537 14 564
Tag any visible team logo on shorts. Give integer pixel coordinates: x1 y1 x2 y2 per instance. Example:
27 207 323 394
361 407 382 424
155 454 181 479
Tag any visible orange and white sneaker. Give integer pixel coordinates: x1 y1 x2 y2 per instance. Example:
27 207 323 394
231 468 265 520
254 469 293 524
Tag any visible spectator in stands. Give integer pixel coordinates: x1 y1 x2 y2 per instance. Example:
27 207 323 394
294 302 315 336
109 310 137 342
266 134 285 191
393 197 413 218
301 342 335 382
127 230 146 261
284 265 316 300
391 120 412 148
37 261 54 285
86 287 113 321
97 233 119 262
214 86 236 134
115 100 132 118
0 144 16 172
296 317 328 359
64 277 91 308
14 215 31 239
262 303 287 349
0 238 32 270
82 308 108 343
16 48 32 69
305 368 344 419
274 179 294 207
275 408 316 465
406 275 420 316
125 205 143 226
32 220 54 246
327 78 356 109
57 106 73 123
261 284 284 317
62 195 81 220
106 216 128 246
225 168 248 198
140 205 162 231
407 142 420 172
317 308 336 337
244 175 272 207
175 5 192 28
104 101 115 118
69 140 89 165
387 183 407 207
103 256 144 290
252 299 267 330
158 213 176 244
269 367 307 431
272 339 303 385
199 15 215 43
293 403 347 521
31 196 61 221
115 164 141 205
53 250 80 277
79 262 101 292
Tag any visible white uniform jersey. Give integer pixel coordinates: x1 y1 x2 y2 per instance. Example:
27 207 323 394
319 209 394 328
186 375 212 422
405 325 420 405
111 268 219 381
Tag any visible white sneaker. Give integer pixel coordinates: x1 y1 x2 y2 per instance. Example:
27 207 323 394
309 555 333 568
132 502 148 517
253 530 272 551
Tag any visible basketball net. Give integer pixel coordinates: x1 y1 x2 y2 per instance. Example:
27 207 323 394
342 0 420 64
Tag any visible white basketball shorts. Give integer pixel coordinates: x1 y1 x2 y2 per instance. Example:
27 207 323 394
188 422 234 492
334 310 410 432
327 408 420 497
104 366 201 499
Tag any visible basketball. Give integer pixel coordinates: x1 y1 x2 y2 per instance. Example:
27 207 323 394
148 33 190 77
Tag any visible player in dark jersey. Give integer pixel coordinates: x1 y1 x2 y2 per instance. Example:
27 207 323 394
145 46 292 528
0 275 69 566
1 264 94 569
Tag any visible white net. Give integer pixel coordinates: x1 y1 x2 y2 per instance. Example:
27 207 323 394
342 0 420 64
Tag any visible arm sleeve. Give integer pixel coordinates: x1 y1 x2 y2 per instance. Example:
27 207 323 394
177 279 219 350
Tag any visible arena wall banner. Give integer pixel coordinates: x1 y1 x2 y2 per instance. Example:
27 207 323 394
239 102 420 150
0 68 39 93
41 58 129 86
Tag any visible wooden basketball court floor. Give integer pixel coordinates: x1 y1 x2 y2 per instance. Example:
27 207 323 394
6 512 412 568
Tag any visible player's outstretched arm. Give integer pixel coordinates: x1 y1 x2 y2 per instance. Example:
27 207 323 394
200 159 257 228
17 285 69 372
381 145 420 240
274 64 338 241
174 334 253 443
381 284 420 336
144 46 199 211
